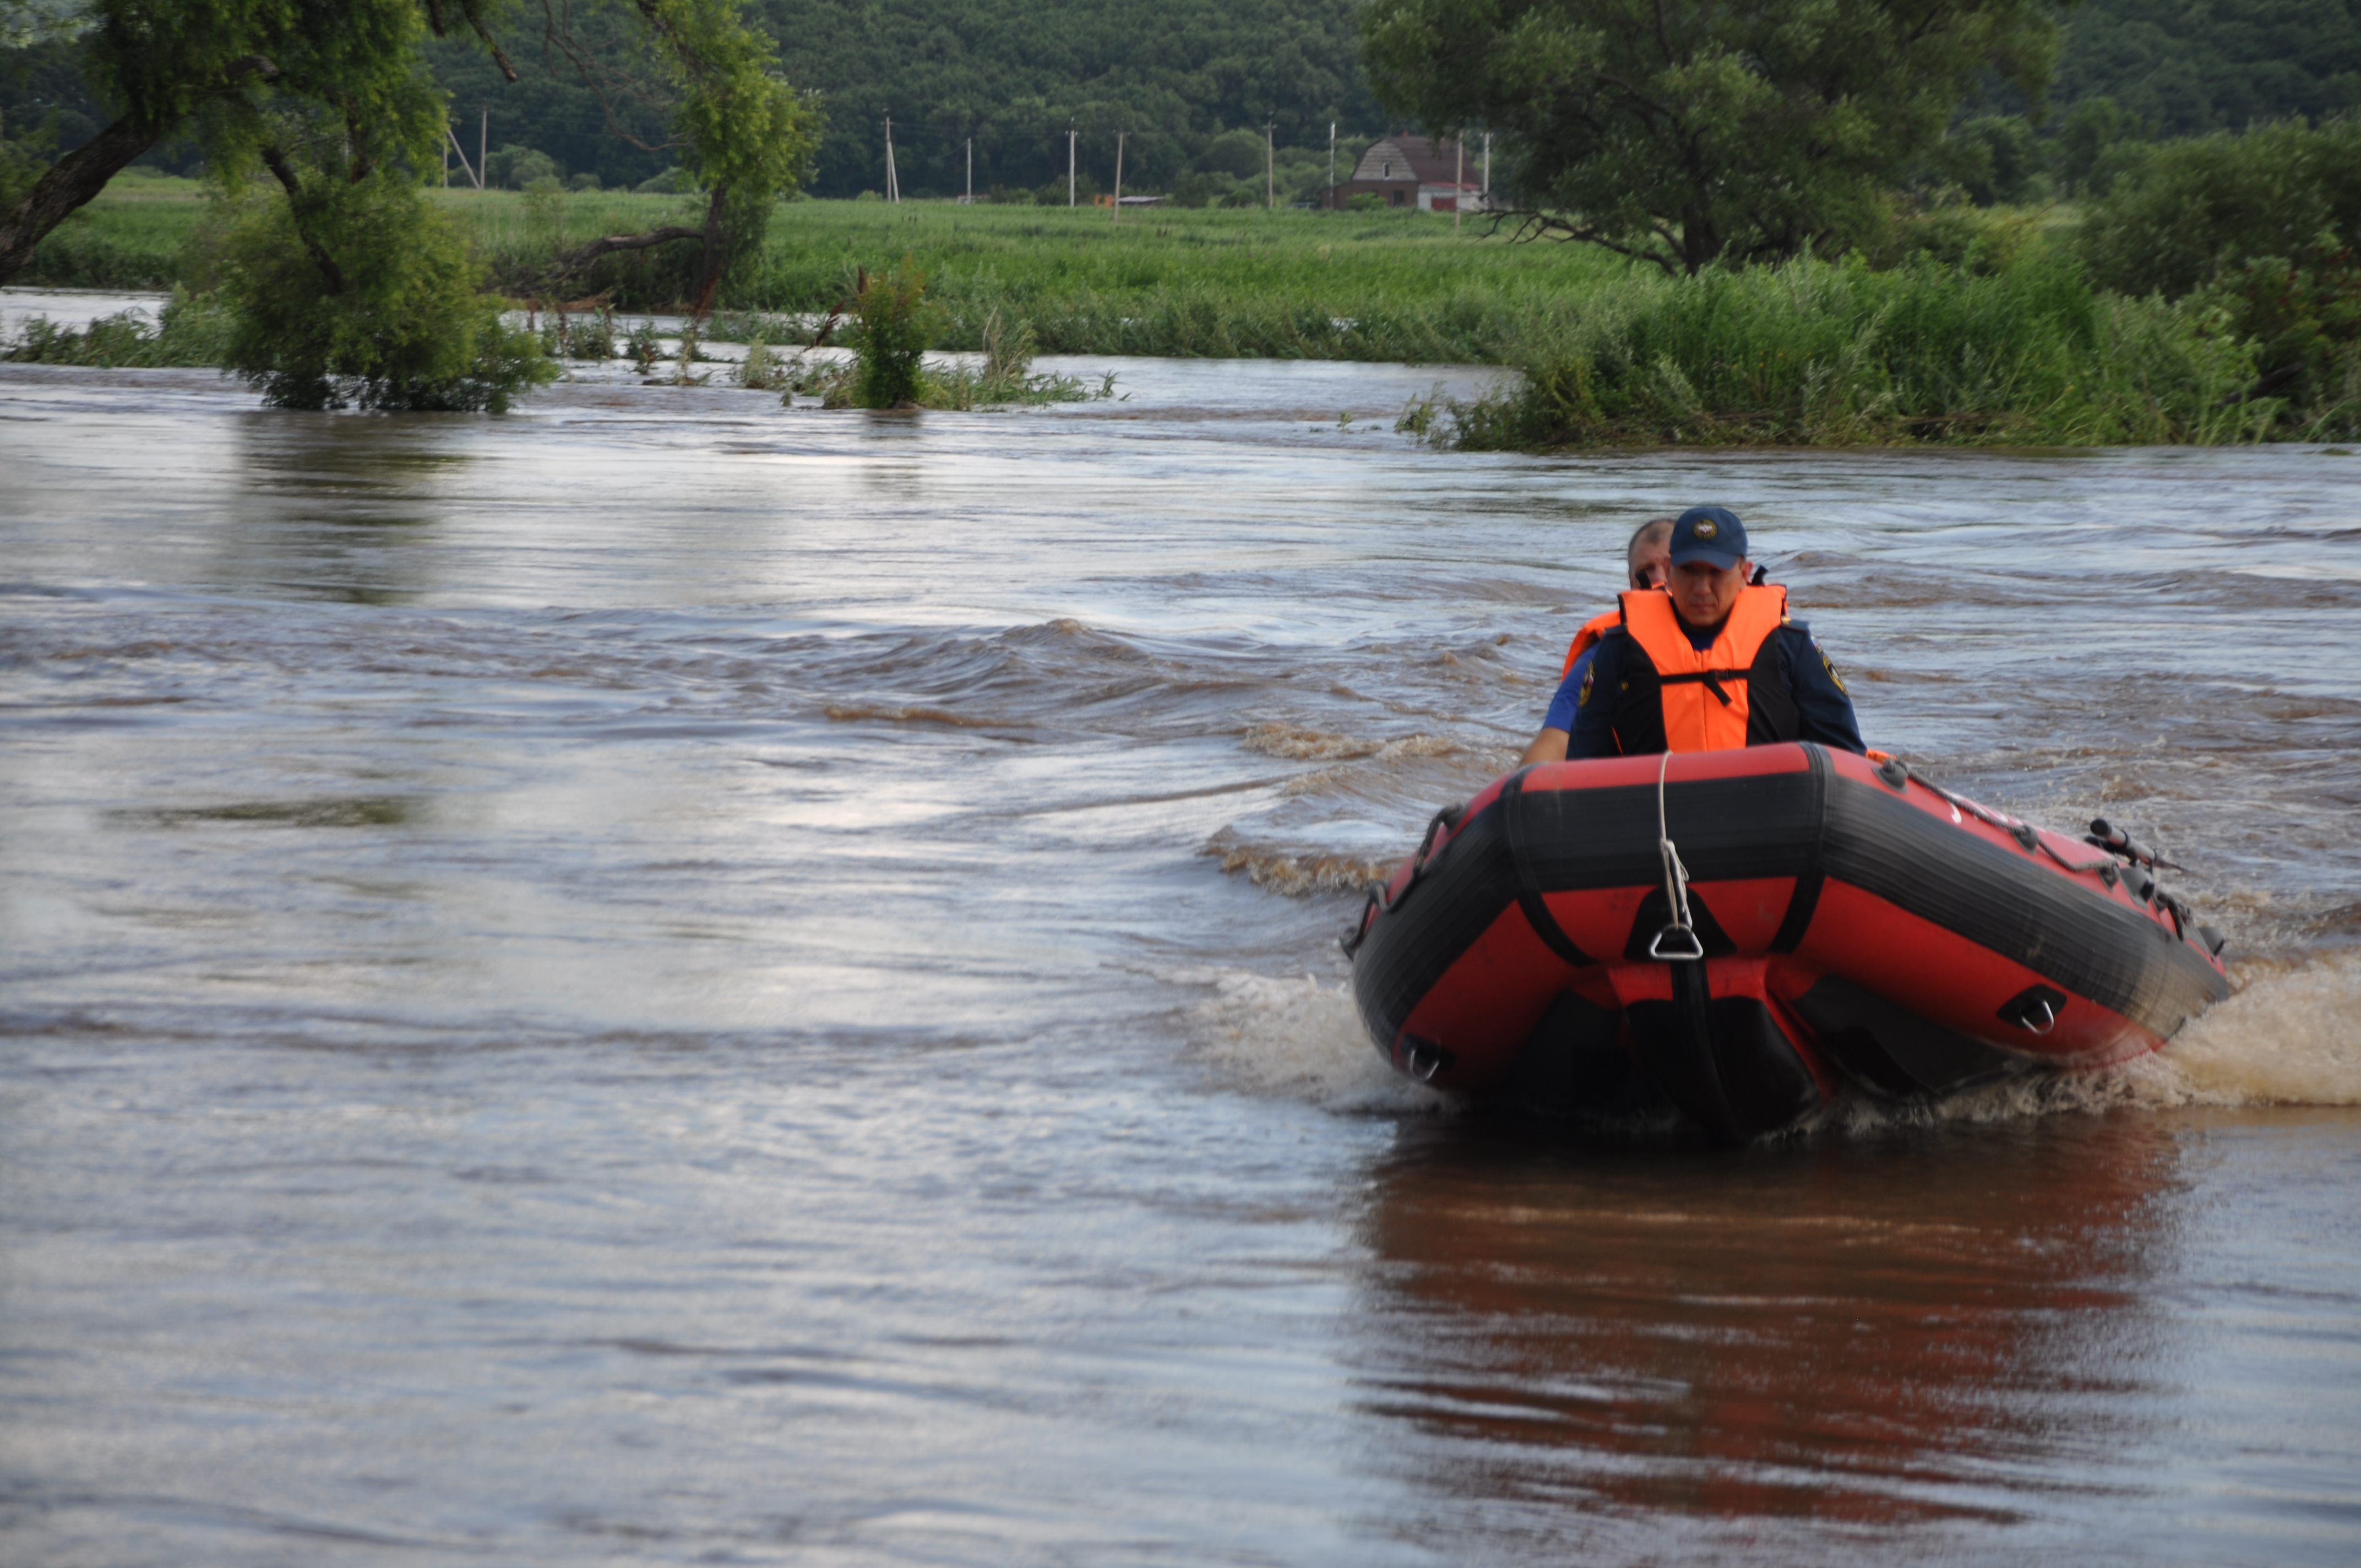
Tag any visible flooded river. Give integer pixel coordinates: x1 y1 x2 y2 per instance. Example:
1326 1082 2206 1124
4 294 2360 1564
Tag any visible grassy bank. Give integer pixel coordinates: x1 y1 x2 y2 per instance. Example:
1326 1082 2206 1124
17 176 1626 363
16 171 2352 442
1419 249 2323 448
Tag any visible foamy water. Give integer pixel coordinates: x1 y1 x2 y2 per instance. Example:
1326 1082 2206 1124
4 328 2359 1565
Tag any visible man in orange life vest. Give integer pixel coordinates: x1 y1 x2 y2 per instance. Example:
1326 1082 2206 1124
1521 506 1865 761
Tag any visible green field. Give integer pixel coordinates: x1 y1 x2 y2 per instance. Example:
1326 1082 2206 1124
18 174 1631 363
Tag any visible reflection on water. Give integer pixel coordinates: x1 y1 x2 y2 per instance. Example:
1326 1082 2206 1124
1356 1117 2183 1538
3 344 2359 1565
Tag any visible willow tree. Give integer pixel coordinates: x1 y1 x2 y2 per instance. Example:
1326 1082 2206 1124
1362 0 2061 273
0 0 818 401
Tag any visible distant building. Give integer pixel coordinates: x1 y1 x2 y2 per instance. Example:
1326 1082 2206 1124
1325 137 1488 213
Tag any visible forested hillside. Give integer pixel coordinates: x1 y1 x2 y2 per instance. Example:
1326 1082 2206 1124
2055 0 2360 135
418 0 1377 199
3 0 2355 195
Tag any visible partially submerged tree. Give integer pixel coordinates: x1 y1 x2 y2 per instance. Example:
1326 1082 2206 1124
0 0 819 369
536 0 822 309
1361 0 2063 273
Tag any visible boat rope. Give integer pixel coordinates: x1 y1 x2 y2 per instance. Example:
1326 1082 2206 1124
1649 750 1705 962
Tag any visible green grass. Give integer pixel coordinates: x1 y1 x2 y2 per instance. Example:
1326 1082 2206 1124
12 167 199 288
19 171 2346 442
21 174 1631 363
1430 249 2289 449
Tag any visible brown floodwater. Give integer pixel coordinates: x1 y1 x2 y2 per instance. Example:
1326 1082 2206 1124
3 303 2359 1564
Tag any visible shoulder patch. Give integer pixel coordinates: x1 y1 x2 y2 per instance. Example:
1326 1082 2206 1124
1576 665 1595 707
1819 646 1848 695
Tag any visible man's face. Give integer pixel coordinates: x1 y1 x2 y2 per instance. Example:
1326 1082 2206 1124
1670 558 1748 629
1629 538 1672 590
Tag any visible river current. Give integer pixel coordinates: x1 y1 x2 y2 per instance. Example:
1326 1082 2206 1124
4 290 2360 1565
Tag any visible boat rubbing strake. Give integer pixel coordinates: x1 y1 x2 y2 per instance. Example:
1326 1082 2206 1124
1343 744 2229 1142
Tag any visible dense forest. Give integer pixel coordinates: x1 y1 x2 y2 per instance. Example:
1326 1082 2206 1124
5 0 2355 199
2055 0 2359 135
423 0 1380 200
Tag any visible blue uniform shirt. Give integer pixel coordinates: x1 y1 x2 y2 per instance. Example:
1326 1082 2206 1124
1544 617 1866 758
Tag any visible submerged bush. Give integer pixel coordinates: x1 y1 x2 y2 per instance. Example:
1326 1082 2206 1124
1428 251 2274 450
215 177 556 412
845 257 938 407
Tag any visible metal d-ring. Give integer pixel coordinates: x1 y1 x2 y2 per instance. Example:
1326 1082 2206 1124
1648 923 1706 962
2019 997 2057 1035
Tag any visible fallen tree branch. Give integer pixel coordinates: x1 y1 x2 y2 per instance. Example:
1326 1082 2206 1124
545 224 704 275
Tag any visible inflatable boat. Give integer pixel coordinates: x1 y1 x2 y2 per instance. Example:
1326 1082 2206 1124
1344 743 2229 1142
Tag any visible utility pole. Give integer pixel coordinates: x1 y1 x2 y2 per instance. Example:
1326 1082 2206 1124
446 123 482 190
1454 138 1464 233
1483 131 1491 205
965 137 973 204
478 110 487 192
1266 117 1276 210
884 116 899 202
1068 124 1076 208
1328 122 1336 210
1112 130 1124 222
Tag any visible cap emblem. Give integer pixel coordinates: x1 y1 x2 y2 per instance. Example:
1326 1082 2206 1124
1692 519 1719 540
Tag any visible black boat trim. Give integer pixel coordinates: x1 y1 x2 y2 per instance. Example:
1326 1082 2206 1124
1501 769 1596 968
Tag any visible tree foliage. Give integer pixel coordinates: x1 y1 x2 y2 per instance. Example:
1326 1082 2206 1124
215 172 552 410
2077 118 2361 431
2053 0 2361 138
1361 0 2062 273
0 0 818 304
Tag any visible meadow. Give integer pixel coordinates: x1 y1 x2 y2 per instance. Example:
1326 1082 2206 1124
18 175 1629 363
16 168 2349 445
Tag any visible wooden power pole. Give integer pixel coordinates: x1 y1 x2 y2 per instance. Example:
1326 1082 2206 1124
1068 125 1076 207
1113 130 1125 222
1265 118 1276 210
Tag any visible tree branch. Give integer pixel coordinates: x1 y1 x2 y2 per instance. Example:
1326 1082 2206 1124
542 223 705 280
0 53 279 286
1499 208 1682 275
260 144 347 293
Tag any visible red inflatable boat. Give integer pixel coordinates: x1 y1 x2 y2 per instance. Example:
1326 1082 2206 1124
1345 743 2229 1142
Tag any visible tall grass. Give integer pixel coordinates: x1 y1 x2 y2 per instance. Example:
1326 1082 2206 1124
3 287 230 366
1430 251 2280 449
19 178 1624 364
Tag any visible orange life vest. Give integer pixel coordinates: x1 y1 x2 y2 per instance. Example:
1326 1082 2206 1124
1557 609 1623 679
1606 584 1800 754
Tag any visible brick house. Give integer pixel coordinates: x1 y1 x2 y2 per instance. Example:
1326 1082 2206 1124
1324 136 1488 212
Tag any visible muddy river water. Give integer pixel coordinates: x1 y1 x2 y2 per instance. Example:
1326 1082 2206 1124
4 291 2360 1564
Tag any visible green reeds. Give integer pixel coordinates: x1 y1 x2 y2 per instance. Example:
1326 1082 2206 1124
919 308 1110 407
1429 251 2279 450
3 287 230 367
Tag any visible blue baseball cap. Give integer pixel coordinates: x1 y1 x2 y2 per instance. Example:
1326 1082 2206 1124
1668 506 1748 570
